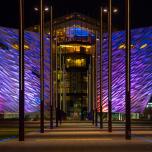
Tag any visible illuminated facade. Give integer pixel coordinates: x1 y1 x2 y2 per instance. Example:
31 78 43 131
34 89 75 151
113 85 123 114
0 13 152 119
0 27 50 113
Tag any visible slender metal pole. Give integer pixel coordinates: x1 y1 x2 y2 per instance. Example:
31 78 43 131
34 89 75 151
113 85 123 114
87 70 89 114
19 0 24 141
59 46 62 124
100 7 103 129
125 0 131 140
92 53 95 124
40 0 44 133
81 72 83 120
63 57 66 113
108 0 112 132
55 34 58 127
95 31 98 127
49 5 53 129
88 65 91 114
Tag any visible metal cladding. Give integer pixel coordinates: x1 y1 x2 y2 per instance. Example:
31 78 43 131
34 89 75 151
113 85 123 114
0 27 50 113
0 26 152 113
97 27 152 113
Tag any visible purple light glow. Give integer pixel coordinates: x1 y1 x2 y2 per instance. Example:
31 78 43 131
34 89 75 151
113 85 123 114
97 27 152 113
0 27 50 113
0 26 151 113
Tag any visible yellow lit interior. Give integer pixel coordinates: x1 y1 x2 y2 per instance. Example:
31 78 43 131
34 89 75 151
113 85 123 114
60 44 92 53
12 44 30 50
118 43 135 49
66 58 86 67
140 43 147 49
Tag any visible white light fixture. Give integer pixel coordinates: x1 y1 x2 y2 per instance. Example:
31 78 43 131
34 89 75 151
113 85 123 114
113 8 118 13
34 7 39 11
103 8 108 13
44 7 49 12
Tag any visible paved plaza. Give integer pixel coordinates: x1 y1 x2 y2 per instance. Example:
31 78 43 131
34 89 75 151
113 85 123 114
0 121 152 152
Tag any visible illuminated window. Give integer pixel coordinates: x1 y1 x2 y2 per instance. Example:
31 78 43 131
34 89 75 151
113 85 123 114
12 44 30 50
140 43 147 49
118 43 135 49
66 57 86 68
60 44 91 54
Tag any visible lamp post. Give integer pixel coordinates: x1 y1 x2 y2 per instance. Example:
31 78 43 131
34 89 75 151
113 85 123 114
62 56 66 115
103 1 118 132
92 49 95 125
100 7 103 129
59 46 62 124
108 0 112 133
34 5 52 129
19 0 25 141
40 0 44 133
95 31 98 127
55 34 59 127
100 5 118 131
125 0 131 140
53 30 59 127
49 5 53 129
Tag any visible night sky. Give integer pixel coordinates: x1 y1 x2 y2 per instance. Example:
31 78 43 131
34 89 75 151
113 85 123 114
0 0 152 30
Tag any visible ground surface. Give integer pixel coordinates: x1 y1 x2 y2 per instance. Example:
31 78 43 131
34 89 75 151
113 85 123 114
0 121 152 152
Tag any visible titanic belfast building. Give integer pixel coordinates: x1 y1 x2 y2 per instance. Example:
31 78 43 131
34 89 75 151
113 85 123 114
0 13 152 120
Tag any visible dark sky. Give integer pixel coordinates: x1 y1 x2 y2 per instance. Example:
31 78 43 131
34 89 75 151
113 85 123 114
0 0 152 30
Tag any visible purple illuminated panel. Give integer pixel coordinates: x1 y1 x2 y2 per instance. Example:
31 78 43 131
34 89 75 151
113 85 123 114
97 27 152 113
0 26 151 113
0 27 50 113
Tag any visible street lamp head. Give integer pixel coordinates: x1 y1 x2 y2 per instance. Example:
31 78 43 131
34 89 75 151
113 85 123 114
113 8 118 13
34 7 39 11
44 7 49 12
103 8 108 13
103 7 119 14
34 6 49 12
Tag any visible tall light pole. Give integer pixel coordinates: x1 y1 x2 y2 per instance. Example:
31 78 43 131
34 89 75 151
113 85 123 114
125 0 131 140
100 7 103 129
34 4 50 130
62 56 66 115
102 6 118 132
108 0 112 132
40 0 44 133
19 0 25 141
92 48 95 125
59 46 62 124
55 33 59 127
88 64 91 118
95 31 98 127
49 5 53 129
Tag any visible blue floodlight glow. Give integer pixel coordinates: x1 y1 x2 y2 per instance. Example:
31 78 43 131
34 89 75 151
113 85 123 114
66 27 94 37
